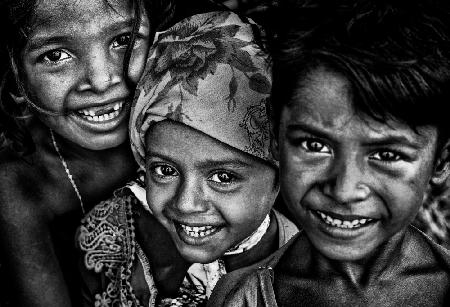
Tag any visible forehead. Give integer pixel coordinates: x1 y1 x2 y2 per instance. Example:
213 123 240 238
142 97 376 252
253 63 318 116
284 66 437 145
31 0 133 33
145 121 266 168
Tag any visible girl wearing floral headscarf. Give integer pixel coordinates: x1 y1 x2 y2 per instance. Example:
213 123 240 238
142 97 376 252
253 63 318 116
77 11 297 307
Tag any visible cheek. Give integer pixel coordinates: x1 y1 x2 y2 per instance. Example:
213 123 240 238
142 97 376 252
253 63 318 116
26 73 71 109
382 175 428 219
220 182 276 227
145 183 173 216
127 41 150 84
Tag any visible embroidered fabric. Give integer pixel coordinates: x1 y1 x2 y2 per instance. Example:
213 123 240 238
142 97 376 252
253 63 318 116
78 188 144 307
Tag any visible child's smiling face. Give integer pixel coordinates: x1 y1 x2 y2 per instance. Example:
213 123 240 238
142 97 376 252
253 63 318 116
20 0 149 150
275 66 444 261
145 121 278 264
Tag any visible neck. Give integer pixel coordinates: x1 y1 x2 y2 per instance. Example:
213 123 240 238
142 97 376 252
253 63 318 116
30 120 137 207
30 120 132 162
310 230 408 286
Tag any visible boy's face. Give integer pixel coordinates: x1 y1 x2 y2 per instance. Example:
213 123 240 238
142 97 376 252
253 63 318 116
20 0 149 150
145 121 278 264
274 66 444 261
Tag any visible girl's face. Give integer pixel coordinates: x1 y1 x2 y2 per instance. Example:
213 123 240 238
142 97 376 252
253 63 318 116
20 0 149 150
145 121 278 264
275 66 443 262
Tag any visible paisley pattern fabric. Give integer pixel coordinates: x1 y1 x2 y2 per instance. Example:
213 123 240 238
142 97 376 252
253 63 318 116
129 11 274 168
78 188 143 307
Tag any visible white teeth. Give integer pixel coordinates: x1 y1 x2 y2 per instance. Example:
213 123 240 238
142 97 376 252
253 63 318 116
180 224 217 238
316 211 372 229
77 102 123 122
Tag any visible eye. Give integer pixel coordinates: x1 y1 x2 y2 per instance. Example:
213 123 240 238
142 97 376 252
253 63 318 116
112 33 131 48
209 171 236 184
39 49 71 64
152 165 178 177
301 139 331 154
370 150 403 162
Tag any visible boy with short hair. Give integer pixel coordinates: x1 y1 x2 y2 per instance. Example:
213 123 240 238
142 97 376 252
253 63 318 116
208 1 450 305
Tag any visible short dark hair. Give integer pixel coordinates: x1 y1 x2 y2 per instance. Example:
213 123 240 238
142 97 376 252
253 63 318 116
270 0 450 142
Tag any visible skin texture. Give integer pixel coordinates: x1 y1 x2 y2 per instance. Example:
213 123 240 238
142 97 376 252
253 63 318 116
144 120 279 265
20 0 149 150
272 66 450 305
0 0 149 305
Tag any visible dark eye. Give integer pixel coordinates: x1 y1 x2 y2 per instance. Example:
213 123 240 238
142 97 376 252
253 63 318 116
209 172 235 184
153 165 178 177
40 49 71 64
301 140 331 153
112 33 131 48
371 151 402 162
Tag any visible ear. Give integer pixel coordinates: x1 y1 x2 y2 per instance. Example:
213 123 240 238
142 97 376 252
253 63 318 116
270 121 280 161
430 139 450 186
9 92 26 105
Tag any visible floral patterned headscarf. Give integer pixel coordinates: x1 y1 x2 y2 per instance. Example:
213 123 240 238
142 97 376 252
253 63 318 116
129 11 274 168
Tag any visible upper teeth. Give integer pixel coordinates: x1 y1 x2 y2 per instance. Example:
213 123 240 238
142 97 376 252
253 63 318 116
318 211 372 229
180 224 217 237
77 102 123 122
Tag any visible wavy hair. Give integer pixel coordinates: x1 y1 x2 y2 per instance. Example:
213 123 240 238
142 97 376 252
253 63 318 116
0 0 176 155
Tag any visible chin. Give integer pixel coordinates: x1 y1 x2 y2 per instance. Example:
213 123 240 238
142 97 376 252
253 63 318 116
77 131 128 150
177 246 221 264
314 242 376 262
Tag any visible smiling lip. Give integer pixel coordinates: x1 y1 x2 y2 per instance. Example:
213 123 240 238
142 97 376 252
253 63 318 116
312 209 377 230
70 99 130 131
174 220 223 246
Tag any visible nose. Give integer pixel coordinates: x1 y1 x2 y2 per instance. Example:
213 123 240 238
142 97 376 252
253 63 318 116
78 47 122 93
323 155 371 204
172 178 209 214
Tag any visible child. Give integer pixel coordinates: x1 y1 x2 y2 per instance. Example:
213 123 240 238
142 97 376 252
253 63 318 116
0 1 150 305
209 0 450 306
0 0 221 305
77 11 298 307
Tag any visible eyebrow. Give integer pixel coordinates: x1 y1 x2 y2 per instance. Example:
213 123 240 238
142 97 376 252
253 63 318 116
286 122 422 149
195 159 252 170
26 18 138 52
146 152 252 169
286 122 333 140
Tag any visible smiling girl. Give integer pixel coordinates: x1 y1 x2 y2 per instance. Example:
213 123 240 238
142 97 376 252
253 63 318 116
78 11 297 306
0 0 224 305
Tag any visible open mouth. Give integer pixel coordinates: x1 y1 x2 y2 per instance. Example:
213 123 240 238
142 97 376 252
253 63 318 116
174 221 223 240
178 223 221 238
313 210 375 229
75 102 124 122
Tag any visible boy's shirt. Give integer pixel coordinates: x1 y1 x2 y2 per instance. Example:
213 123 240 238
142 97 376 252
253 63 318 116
208 227 450 307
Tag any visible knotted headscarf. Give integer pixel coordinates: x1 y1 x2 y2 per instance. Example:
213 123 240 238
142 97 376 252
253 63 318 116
129 11 274 168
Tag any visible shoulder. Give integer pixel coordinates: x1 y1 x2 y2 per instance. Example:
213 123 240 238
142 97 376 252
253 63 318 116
272 209 299 246
209 234 300 307
407 225 450 270
0 150 53 230
208 266 276 307
77 187 138 273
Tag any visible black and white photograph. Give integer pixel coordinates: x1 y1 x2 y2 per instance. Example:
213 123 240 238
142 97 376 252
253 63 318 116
1 0 450 306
